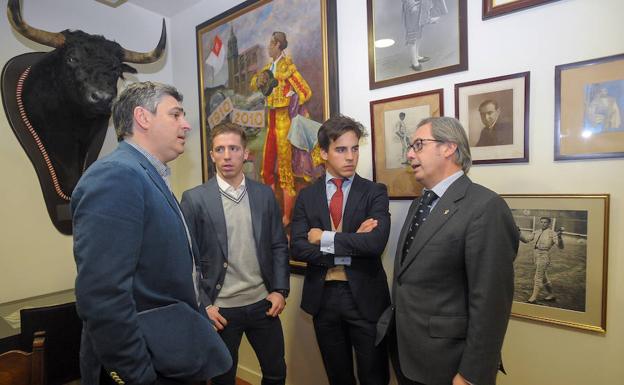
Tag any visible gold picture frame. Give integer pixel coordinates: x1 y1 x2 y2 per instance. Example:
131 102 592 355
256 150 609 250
502 194 609 333
369 89 443 199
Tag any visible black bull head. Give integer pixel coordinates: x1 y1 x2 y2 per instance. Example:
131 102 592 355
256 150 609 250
1 0 166 234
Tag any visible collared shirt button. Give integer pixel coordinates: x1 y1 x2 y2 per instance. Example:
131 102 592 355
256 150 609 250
216 284 222 290
223 262 228 268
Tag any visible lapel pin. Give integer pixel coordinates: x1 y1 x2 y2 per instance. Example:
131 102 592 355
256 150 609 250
444 209 449 215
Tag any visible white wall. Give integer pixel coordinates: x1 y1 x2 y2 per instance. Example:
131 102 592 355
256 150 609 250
170 1 624 385
0 0 173 302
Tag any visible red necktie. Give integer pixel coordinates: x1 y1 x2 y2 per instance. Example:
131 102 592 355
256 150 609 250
329 178 344 229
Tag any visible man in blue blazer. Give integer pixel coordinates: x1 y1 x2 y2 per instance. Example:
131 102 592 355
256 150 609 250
377 117 518 385
72 82 229 385
180 122 290 385
291 115 391 385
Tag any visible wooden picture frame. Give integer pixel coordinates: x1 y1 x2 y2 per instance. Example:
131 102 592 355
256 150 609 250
482 0 561 20
196 0 339 274
367 0 467 89
370 89 444 199
555 53 624 161
455 71 529 164
502 194 609 333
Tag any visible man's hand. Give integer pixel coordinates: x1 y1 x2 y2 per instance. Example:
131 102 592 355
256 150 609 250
356 218 378 233
308 228 323 245
206 305 228 331
452 373 471 385
266 292 286 317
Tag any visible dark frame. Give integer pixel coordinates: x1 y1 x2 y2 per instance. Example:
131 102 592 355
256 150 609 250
370 89 444 199
366 0 468 89
482 0 561 20
502 194 609 333
195 0 339 275
454 71 530 164
555 53 624 161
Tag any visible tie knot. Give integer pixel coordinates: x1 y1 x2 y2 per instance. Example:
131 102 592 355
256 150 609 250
331 178 344 189
421 190 437 206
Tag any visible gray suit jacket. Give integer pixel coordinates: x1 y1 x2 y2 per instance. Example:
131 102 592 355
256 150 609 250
180 177 289 305
377 175 518 385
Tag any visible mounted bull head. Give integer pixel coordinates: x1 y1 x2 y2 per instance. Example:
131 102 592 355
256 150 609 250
2 0 166 234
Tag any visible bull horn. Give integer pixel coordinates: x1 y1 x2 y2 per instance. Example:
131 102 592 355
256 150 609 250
122 19 167 64
7 0 65 48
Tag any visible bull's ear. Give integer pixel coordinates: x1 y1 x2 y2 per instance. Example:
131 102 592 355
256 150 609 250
121 63 138 75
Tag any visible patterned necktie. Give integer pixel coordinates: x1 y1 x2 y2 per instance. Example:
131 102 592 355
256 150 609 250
401 190 438 262
329 178 344 229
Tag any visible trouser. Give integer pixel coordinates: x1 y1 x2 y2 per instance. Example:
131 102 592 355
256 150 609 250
262 107 295 196
211 299 286 385
313 281 389 385
532 250 552 296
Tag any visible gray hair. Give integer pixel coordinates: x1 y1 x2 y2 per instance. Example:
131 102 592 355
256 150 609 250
112 81 183 141
416 116 472 173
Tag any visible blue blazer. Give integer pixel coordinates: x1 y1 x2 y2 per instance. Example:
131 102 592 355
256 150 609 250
72 142 205 385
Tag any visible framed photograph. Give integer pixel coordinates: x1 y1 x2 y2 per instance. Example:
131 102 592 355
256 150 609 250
555 53 624 160
370 89 443 199
502 194 609 333
482 0 561 20
455 71 529 164
367 0 467 89
196 0 339 274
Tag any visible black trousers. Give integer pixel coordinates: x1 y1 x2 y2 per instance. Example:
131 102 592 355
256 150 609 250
211 299 286 385
313 281 389 385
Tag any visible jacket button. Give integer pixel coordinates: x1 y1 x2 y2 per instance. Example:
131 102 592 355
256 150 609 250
216 284 222 290
223 262 228 268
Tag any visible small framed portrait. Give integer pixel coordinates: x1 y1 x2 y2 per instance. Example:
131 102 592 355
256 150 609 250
502 194 610 333
366 0 467 89
370 89 443 199
555 53 624 160
482 0 561 20
455 71 529 164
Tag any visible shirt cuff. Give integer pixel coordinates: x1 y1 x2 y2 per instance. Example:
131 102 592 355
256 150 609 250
320 231 336 254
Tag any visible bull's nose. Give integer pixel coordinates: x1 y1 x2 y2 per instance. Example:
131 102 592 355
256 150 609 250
88 90 113 105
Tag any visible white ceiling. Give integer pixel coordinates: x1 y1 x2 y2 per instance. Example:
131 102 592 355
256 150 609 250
96 0 205 16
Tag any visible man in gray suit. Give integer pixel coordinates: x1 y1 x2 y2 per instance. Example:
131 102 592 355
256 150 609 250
377 117 518 385
180 122 289 385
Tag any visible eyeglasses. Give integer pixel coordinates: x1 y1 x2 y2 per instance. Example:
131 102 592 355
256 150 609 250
407 138 444 152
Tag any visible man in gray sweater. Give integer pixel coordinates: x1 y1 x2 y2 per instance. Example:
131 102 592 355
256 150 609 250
180 122 290 385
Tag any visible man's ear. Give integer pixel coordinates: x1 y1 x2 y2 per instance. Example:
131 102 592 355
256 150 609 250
443 142 458 158
320 148 328 161
133 106 150 130
244 148 250 161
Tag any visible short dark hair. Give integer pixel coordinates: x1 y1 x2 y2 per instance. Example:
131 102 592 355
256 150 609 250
317 115 366 151
540 216 552 224
272 31 288 50
209 121 247 149
113 81 183 142
478 99 499 111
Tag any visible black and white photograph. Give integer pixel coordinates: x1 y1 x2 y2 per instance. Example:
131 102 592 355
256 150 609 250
503 194 609 333
512 208 587 312
383 106 430 169
367 0 467 89
455 72 529 164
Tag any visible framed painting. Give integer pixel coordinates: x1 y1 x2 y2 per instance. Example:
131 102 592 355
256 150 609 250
482 0 561 20
555 53 624 161
370 89 443 199
196 0 339 274
455 71 529 164
367 0 467 89
502 194 609 333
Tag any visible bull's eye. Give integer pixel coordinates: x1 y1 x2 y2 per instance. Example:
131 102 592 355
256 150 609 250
67 56 78 65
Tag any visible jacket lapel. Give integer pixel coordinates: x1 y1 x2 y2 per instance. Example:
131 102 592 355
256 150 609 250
397 175 471 278
246 180 262 254
203 179 229 260
342 174 364 232
315 176 332 231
